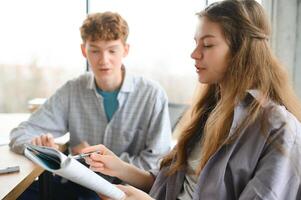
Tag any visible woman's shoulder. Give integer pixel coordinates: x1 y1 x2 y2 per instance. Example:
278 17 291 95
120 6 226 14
264 101 301 136
245 90 301 133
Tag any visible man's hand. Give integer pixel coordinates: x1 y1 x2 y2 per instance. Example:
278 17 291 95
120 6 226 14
72 141 90 155
31 133 58 149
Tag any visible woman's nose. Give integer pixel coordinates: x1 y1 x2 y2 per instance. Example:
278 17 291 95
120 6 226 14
191 48 202 60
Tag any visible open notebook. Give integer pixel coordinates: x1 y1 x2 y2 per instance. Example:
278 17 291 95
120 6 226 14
24 144 125 200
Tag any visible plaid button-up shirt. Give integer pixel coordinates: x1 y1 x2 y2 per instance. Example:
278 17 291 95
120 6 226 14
10 71 172 171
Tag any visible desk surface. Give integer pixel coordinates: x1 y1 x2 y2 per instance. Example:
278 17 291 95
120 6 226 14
0 145 44 200
0 113 68 199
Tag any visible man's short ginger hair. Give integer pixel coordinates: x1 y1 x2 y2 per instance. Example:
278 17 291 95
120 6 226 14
80 12 129 43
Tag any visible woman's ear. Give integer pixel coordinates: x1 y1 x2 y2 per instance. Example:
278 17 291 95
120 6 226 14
81 43 87 58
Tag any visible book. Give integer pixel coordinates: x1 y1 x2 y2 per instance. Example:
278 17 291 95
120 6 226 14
24 144 125 200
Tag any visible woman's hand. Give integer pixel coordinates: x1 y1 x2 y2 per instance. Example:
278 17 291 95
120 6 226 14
81 144 126 178
99 185 154 200
117 185 155 200
82 144 155 192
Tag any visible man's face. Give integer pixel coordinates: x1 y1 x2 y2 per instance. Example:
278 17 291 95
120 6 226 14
81 39 129 83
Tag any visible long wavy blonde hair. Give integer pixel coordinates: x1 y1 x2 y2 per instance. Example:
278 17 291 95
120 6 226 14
161 0 301 176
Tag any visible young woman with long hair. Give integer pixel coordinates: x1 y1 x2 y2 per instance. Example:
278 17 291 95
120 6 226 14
81 0 301 199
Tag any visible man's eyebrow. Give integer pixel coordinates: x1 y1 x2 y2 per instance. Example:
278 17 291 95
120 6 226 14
106 45 119 49
88 44 119 49
89 44 99 48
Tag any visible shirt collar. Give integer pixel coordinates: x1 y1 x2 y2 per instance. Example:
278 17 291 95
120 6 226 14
119 68 134 93
86 66 134 93
242 89 269 108
229 89 266 137
87 72 96 90
246 89 261 101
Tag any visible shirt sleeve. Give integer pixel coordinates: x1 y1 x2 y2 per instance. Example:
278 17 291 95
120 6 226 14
119 89 172 170
238 122 301 200
9 82 70 154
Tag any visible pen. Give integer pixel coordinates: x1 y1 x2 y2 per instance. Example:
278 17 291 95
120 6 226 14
71 150 101 160
0 166 20 174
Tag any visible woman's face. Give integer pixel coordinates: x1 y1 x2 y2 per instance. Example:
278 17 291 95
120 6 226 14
191 17 231 85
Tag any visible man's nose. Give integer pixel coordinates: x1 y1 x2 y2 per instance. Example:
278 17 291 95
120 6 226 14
98 52 109 64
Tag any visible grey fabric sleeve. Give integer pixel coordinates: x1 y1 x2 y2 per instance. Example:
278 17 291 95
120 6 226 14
9 82 70 154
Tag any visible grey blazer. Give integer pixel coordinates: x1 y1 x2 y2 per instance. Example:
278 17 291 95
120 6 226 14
150 91 301 200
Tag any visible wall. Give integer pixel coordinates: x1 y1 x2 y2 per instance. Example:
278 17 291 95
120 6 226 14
263 0 301 97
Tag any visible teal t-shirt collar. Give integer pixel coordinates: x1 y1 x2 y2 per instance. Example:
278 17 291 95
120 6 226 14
96 85 120 122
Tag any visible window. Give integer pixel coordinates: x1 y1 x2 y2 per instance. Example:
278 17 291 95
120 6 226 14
88 0 263 105
0 0 265 113
208 0 262 4
0 0 86 112
89 0 208 105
